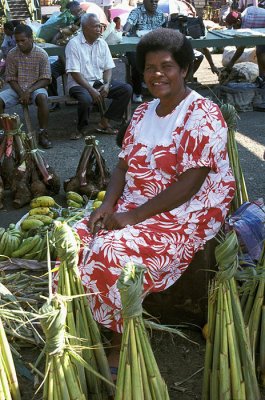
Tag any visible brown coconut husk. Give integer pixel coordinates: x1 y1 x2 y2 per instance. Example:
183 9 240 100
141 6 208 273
30 168 48 198
63 176 80 193
1 154 16 189
45 166 60 194
12 168 32 208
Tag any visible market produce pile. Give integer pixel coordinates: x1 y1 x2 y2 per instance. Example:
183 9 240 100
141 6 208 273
0 114 60 209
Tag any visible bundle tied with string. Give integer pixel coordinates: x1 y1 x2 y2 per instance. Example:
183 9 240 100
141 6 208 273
53 220 114 398
239 242 265 387
115 262 170 400
0 112 60 208
202 230 260 400
39 295 86 399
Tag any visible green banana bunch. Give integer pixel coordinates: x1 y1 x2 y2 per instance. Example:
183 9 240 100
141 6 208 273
0 225 22 259
11 235 42 259
66 191 84 209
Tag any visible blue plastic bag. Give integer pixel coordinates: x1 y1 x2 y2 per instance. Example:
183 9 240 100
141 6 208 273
227 201 265 263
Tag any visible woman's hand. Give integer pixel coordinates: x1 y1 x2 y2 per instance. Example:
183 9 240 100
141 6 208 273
88 203 114 235
103 211 138 231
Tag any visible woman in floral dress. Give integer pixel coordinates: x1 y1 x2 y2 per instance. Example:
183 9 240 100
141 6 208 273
69 28 235 364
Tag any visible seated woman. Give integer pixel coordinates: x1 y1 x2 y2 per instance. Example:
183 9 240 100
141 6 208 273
63 28 235 370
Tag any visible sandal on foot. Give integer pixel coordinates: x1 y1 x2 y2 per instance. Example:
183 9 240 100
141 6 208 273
96 126 118 135
70 132 82 140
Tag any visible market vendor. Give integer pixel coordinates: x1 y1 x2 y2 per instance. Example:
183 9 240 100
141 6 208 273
59 28 235 373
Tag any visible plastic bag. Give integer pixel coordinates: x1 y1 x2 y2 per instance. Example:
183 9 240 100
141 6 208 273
37 10 75 43
167 15 206 39
227 201 265 263
102 22 122 45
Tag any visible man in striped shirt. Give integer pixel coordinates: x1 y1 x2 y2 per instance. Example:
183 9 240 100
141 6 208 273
0 24 52 148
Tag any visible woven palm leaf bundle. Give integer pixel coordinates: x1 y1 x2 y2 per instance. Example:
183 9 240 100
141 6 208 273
115 262 170 400
202 231 260 400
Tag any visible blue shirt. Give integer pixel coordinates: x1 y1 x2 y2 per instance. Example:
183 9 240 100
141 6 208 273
126 4 166 33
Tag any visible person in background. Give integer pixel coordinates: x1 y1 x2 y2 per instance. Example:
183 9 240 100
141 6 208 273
0 22 16 78
238 0 258 12
47 1 85 111
0 24 52 149
65 13 132 138
225 7 265 87
123 0 166 103
1 22 16 60
56 28 235 375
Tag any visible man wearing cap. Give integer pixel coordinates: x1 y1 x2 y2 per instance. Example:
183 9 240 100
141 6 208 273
225 6 265 87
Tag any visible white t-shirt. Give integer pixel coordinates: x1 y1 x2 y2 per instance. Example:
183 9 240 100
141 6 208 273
65 32 115 90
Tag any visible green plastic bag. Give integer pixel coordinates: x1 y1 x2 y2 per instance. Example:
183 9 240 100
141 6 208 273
37 10 75 43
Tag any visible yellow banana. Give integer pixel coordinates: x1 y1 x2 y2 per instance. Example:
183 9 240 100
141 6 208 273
26 215 54 226
20 219 44 231
12 235 42 258
66 191 84 204
29 207 52 216
30 196 56 209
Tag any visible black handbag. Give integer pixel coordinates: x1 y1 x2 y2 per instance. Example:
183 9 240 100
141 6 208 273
167 15 206 39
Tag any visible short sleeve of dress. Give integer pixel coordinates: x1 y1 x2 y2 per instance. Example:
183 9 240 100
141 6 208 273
176 99 228 175
118 123 134 163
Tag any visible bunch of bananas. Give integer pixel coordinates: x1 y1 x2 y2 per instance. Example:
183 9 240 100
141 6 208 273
0 224 22 260
66 191 85 208
21 196 57 232
11 232 56 261
92 191 106 210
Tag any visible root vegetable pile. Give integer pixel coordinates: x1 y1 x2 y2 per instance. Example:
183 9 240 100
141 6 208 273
64 135 110 199
0 113 60 209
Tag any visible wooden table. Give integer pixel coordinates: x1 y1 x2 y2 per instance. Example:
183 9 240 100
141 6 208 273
41 28 265 57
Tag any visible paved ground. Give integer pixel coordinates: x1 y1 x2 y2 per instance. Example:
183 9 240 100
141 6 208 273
0 53 264 227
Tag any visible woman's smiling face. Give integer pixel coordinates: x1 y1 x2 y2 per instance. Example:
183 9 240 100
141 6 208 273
143 50 188 100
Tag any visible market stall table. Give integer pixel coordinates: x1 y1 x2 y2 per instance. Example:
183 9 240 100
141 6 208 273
41 28 265 57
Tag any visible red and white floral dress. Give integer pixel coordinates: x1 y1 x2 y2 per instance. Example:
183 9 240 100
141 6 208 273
57 91 236 332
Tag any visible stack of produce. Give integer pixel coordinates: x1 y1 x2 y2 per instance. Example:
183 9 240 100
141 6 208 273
220 104 248 212
0 224 22 261
240 242 265 386
0 315 21 399
0 113 60 208
202 231 260 400
0 194 90 262
66 191 85 209
64 135 110 199
54 221 114 398
39 295 86 400
115 262 170 400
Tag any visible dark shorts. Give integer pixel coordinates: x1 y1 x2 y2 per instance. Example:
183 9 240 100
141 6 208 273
256 45 265 55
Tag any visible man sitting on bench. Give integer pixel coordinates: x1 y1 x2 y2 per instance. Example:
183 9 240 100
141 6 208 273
65 13 132 138
0 24 52 149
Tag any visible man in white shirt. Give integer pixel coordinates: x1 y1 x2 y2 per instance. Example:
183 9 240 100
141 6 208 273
65 13 132 137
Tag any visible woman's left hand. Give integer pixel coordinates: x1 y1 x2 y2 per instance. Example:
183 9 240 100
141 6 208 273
103 211 137 230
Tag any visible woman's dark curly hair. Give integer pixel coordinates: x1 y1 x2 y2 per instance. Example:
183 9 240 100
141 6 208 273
136 28 194 77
